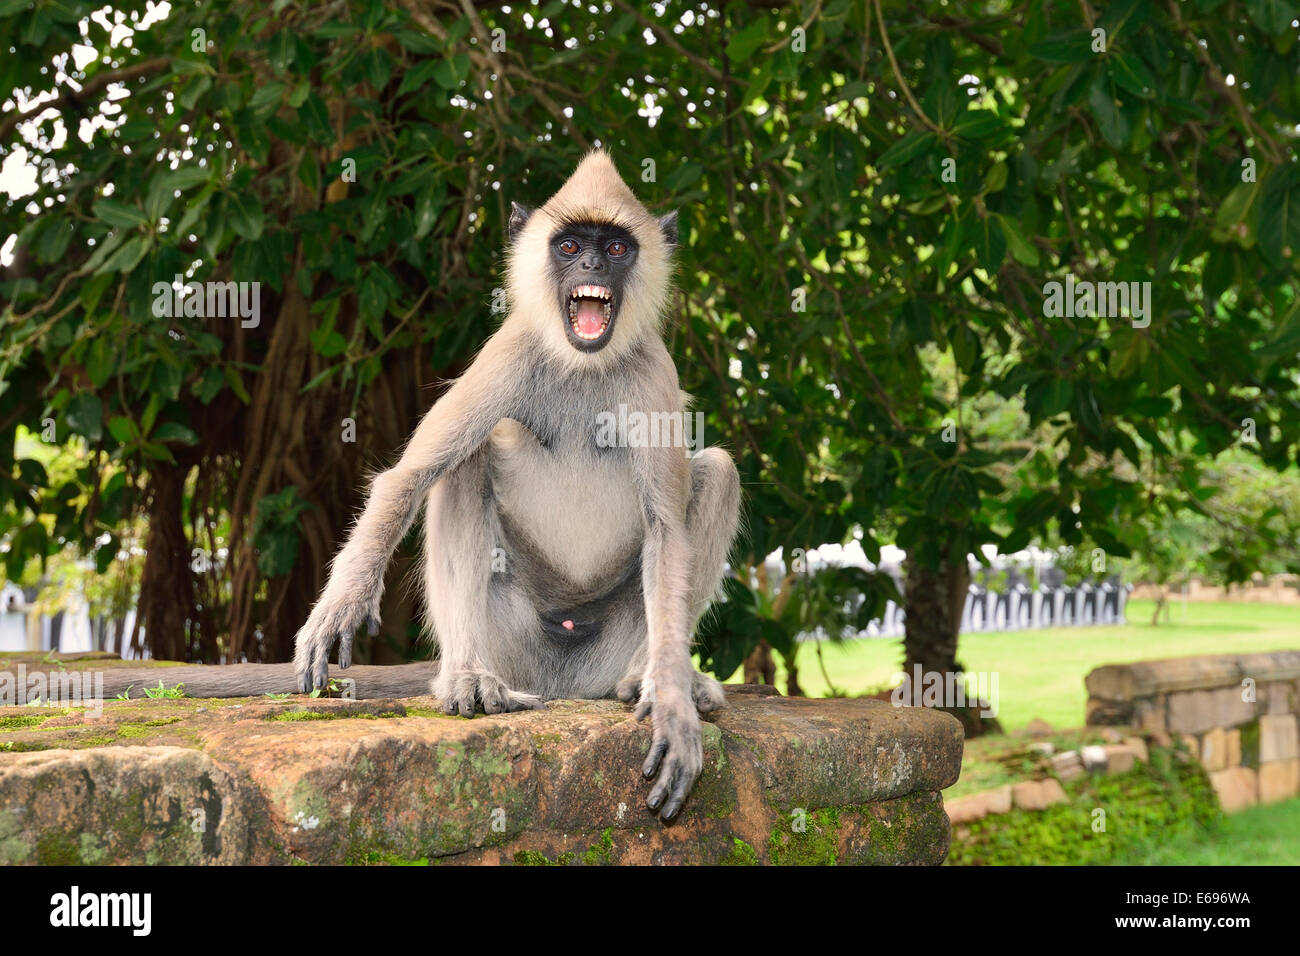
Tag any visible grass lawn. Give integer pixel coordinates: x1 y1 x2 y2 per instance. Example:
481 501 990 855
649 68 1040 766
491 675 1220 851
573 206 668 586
726 600 1300 732
1118 796 1300 865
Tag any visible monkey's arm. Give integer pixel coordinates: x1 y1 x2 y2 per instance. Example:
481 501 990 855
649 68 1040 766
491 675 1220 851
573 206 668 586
294 333 528 691
630 434 701 820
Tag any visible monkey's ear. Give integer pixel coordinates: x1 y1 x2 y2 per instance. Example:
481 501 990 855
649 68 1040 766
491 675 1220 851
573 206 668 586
658 210 679 249
508 202 533 243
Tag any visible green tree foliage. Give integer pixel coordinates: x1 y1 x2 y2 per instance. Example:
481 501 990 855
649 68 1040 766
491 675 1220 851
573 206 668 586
1 1 1298 672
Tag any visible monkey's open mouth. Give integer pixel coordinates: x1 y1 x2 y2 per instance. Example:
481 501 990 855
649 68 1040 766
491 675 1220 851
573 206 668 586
567 284 613 342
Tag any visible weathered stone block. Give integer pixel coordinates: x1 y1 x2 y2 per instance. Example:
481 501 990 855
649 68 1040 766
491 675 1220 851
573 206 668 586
1050 750 1083 781
1208 766 1258 813
1259 714 1299 763
1122 737 1149 763
1147 729 1173 748
1102 744 1136 774
1200 727 1227 772
944 785 1012 825
1167 687 1256 735
1081 745 1108 772
0 690 965 866
1011 778 1067 811
1225 728 1241 768
1132 698 1165 732
1258 759 1300 805
1262 682 1294 715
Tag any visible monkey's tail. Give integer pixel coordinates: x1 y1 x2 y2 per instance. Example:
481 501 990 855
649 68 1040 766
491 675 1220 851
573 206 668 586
87 662 437 700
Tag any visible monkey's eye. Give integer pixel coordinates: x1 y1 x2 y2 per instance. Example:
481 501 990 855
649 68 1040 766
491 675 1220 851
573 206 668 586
607 240 628 258
558 238 580 255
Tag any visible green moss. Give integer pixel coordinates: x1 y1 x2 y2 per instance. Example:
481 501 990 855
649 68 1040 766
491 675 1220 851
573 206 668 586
0 740 48 752
115 716 186 738
947 746 1221 866
1239 720 1260 769
514 850 560 866
268 709 405 721
864 811 901 857
514 829 616 866
581 827 615 865
36 831 80 865
78 832 108 865
0 812 32 864
350 849 430 865
769 807 842 866
404 706 455 719
720 837 758 866
0 715 49 731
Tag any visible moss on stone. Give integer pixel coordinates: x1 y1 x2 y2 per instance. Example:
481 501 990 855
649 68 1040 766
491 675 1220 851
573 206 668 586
1239 720 1260 769
0 739 49 752
0 811 32 864
350 849 430 865
581 827 615 865
0 714 49 731
268 708 406 722
720 837 758 866
78 832 109 865
769 807 842 866
36 831 81 865
513 849 558 866
863 810 901 858
404 706 455 719
115 715 186 738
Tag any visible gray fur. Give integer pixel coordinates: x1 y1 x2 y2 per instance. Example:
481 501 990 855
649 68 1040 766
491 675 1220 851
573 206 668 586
293 151 741 820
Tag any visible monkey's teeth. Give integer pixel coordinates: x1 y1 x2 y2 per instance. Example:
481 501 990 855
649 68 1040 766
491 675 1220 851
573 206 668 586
570 285 611 300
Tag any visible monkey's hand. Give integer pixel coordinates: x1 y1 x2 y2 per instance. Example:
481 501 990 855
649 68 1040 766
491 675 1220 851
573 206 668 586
637 683 704 822
292 588 381 692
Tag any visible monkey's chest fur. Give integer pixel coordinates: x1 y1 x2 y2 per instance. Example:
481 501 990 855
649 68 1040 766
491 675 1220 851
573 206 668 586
486 417 645 640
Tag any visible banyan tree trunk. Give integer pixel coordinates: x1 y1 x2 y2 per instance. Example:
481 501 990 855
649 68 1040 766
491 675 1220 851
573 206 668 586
902 554 970 679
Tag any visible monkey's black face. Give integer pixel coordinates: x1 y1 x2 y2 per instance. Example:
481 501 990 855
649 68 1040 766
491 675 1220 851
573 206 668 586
549 223 639 352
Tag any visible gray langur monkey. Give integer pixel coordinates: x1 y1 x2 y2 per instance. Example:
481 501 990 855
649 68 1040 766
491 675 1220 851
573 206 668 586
293 151 741 821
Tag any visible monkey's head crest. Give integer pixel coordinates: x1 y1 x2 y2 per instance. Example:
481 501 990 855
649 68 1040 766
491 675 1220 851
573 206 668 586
504 150 678 366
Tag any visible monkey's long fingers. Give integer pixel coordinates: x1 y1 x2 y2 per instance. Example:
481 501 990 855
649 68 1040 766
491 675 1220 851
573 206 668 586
338 631 353 669
645 757 678 815
643 736 669 779
310 640 332 690
660 768 693 821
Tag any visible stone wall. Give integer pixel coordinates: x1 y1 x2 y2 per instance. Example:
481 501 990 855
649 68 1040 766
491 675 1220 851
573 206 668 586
0 657 963 865
1129 575 1300 604
1085 650 1300 811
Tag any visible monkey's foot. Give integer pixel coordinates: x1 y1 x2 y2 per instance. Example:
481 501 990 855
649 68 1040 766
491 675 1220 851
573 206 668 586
433 670 544 717
617 669 725 718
